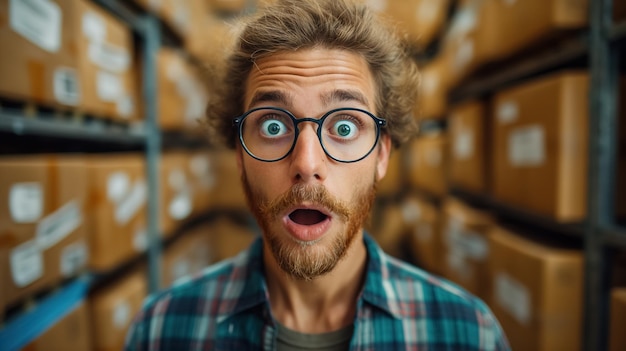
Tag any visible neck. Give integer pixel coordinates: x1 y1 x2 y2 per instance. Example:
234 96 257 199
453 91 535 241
264 232 367 334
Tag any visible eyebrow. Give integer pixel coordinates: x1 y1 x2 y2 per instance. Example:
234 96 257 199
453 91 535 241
321 89 369 108
248 91 293 109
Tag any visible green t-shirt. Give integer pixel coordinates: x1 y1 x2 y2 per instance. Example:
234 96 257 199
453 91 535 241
276 322 354 351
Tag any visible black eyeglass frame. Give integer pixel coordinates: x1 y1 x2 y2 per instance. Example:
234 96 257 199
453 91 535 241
233 106 387 163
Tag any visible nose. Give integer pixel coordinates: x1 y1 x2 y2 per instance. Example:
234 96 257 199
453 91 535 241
288 123 328 184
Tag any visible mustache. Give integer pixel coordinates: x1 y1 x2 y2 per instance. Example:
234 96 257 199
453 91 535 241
258 183 351 220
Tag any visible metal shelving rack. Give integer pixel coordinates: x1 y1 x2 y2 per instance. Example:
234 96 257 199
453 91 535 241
0 1 165 349
444 0 626 349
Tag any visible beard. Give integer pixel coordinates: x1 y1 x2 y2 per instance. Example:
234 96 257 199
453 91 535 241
242 170 377 281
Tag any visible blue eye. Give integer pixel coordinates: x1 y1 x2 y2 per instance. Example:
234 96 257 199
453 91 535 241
261 119 287 137
332 120 357 139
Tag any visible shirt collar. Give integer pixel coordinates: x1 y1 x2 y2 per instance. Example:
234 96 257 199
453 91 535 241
216 233 403 324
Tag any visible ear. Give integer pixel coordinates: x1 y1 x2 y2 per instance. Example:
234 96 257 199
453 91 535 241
375 134 392 182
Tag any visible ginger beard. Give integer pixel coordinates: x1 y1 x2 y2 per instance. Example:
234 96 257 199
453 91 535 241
241 170 377 281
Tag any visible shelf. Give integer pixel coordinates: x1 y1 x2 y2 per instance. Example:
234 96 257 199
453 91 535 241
0 278 89 351
602 227 626 248
450 187 585 238
450 34 589 102
610 20 626 43
0 110 146 145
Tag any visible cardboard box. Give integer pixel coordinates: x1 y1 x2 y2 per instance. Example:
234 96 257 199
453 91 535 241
442 197 493 302
0 0 80 108
89 270 147 351
75 0 139 121
448 100 488 193
156 48 208 131
160 152 195 237
376 0 451 48
492 72 589 222
0 155 88 309
442 0 587 86
486 0 588 60
161 225 213 288
86 154 147 272
22 301 92 351
209 149 247 211
208 217 258 262
371 203 410 259
610 289 626 351
404 196 444 275
416 54 451 120
187 151 215 216
616 0 626 21
407 133 448 197
489 226 583 351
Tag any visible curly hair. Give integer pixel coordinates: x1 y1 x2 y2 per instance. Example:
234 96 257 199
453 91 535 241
205 0 420 149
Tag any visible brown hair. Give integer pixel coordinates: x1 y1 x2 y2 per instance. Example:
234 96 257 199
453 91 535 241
205 0 420 149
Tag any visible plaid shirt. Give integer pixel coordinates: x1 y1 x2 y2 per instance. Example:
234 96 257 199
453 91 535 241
125 234 510 350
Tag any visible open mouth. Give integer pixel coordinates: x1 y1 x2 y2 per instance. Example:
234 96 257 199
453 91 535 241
288 209 329 225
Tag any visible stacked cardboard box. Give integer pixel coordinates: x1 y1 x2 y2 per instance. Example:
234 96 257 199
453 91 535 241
86 154 147 272
407 133 448 197
0 155 88 311
208 149 248 211
610 289 626 351
415 55 451 120
0 0 139 121
89 270 147 351
492 71 589 222
161 225 213 288
442 197 493 303
208 217 258 262
22 301 92 351
489 227 583 351
404 196 443 275
160 152 194 237
377 148 404 198
156 48 208 131
448 100 489 193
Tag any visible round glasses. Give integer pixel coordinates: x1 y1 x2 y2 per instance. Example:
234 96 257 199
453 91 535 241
233 107 387 163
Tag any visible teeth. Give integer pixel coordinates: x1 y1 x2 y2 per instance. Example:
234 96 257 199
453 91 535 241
289 209 327 225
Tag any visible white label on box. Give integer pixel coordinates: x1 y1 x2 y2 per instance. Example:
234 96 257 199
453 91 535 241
10 0 61 52
174 4 190 33
108 171 130 203
9 183 43 223
11 240 44 287
117 95 135 118
401 201 421 224
115 180 146 225
133 226 148 252
454 129 474 160
113 301 131 329
166 59 185 81
54 67 80 106
60 241 88 277
496 272 531 325
497 101 518 124
502 0 517 5
169 190 192 220
97 70 123 102
88 41 131 73
36 200 82 250
508 125 545 167
190 155 210 177
446 249 473 280
456 231 489 259
82 11 107 42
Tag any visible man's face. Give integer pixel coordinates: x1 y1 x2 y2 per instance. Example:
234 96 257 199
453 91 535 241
237 48 391 280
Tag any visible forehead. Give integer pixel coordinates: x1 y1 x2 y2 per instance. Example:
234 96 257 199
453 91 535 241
244 48 377 112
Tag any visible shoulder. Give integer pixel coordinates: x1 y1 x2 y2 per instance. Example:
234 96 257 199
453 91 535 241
124 256 244 350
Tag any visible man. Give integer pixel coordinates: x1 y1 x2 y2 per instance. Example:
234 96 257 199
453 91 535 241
126 0 510 350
